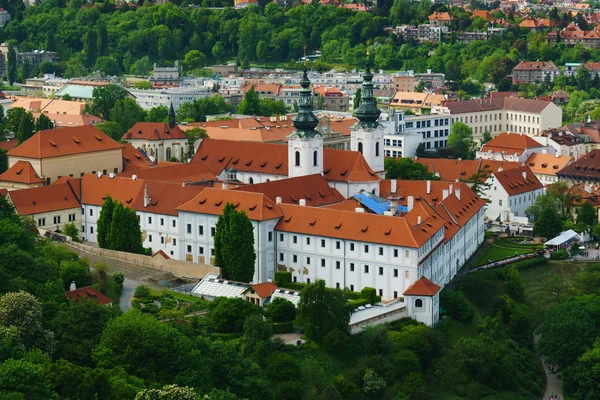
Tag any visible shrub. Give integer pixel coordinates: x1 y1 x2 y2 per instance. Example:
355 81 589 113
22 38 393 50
344 291 361 300
112 271 124 285
134 285 150 299
361 287 378 304
266 298 296 323
512 257 547 270
271 322 294 334
348 298 370 308
321 328 349 354
550 250 569 260
440 290 473 322
274 271 292 286
141 303 159 315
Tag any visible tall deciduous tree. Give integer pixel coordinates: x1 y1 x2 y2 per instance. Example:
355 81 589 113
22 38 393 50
0 149 7 174
109 98 147 135
146 106 169 123
297 280 351 342
36 113 54 132
354 87 361 110
7 46 16 86
97 196 114 249
384 158 439 181
533 207 563 239
214 203 256 282
577 201 596 230
85 85 129 121
84 29 98 68
16 111 36 144
448 122 476 159
237 86 261 116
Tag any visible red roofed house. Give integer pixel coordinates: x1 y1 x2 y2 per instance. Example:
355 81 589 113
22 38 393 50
121 119 189 163
66 285 113 306
470 10 494 21
512 61 559 84
476 132 554 162
6 183 81 233
404 276 440 326
428 12 453 26
242 281 278 306
0 160 45 191
6 125 124 185
482 165 544 222
312 86 348 112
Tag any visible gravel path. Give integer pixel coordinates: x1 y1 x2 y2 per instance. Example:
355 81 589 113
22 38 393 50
120 277 141 312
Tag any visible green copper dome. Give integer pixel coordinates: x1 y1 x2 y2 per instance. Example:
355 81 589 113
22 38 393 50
355 55 381 128
291 65 320 138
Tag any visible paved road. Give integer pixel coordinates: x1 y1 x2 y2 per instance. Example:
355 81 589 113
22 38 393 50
120 277 141 312
534 332 563 399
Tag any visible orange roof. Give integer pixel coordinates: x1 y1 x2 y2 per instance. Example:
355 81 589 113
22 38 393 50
122 122 188 141
152 250 171 260
525 153 571 177
177 188 282 221
322 198 361 211
340 3 367 11
234 174 345 207
429 11 453 21
8 183 80 215
11 97 102 128
7 126 123 159
0 139 18 152
0 161 44 184
519 17 553 28
81 175 207 216
471 10 494 20
250 282 278 298
122 144 154 171
275 203 445 248
118 161 215 184
242 84 282 96
480 132 543 155
513 61 558 71
52 176 82 201
492 166 543 195
313 86 346 97
66 286 113 305
403 276 440 296
192 139 380 183
417 157 521 182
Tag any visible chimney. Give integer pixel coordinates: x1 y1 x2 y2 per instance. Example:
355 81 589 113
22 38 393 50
417 216 422 224
455 188 461 201
276 196 282 204
97 171 103 179
144 184 150 207
498 167 503 172
355 207 365 213
182 182 186 187
390 180 397 194
522 171 527 180
407 196 414 212
132 175 137 181
384 211 392 216
555 152 560 158
426 180 431 194
222 182 229 190
389 196 398 215
299 199 306 206
449 183 453 194
69 281 76 291
109 172 115 179
442 189 449 200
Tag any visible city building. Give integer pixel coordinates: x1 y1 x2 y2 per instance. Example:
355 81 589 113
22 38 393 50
524 152 572 185
7 183 81 233
0 8 10 26
383 111 451 157
428 11 453 26
0 160 45 191
391 72 415 93
418 157 522 183
313 86 348 112
389 92 446 114
0 43 58 76
121 109 189 163
482 165 544 221
10 97 102 128
476 132 554 162
511 61 560 84
6 126 124 185
150 62 183 87
557 149 600 185
446 97 562 141
535 127 590 160
129 86 211 111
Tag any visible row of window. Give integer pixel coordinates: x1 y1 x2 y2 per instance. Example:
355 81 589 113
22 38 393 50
283 234 410 258
37 213 77 227
185 224 217 237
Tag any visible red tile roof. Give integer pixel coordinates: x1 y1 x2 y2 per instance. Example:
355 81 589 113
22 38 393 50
122 122 188 141
557 149 600 180
152 250 171 260
122 144 153 171
275 203 445 248
7 126 123 159
446 97 553 114
0 161 44 184
429 11 453 21
250 282 278 298
233 174 345 207
192 139 380 183
66 286 113 305
403 276 440 296
492 166 543 195
8 183 81 215
81 175 207 216
176 187 282 221
118 161 215 185
480 132 543 155
417 158 522 182
471 10 494 20
0 139 18 152
525 153 571 177
52 176 82 201
513 61 558 71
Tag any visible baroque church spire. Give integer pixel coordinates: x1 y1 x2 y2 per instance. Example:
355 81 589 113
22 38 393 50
291 49 320 138
355 47 381 129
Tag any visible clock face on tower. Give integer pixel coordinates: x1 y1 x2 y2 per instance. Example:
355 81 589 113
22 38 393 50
321 126 329 135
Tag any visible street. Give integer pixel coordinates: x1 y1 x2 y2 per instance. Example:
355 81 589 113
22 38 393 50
120 277 141 312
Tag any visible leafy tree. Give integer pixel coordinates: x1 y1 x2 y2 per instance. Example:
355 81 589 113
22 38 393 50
354 87 361 110
266 297 296 323
577 201 596 230
448 122 476 159
85 85 129 121
0 291 55 354
183 50 207 72
16 111 36 144
533 207 563 239
35 113 54 132
112 271 125 286
109 98 147 135
135 385 198 400
108 201 145 254
440 290 473 322
46 359 118 400
384 158 439 180
96 196 114 249
0 149 8 174
97 19 108 57
59 259 92 290
481 131 492 144
258 98 287 116
95 56 121 77
362 368 386 396
242 313 272 355
237 86 261 116
95 121 123 142
147 105 170 123
7 46 16 86
184 127 208 156
134 81 153 90
576 65 591 91
214 203 256 282
209 297 263 333
84 29 98 68
0 358 54 399
297 280 351 342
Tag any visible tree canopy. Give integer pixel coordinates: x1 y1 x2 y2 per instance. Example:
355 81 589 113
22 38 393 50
384 158 439 181
447 122 476 160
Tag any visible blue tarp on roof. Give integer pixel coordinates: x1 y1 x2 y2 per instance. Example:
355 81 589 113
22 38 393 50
353 191 408 215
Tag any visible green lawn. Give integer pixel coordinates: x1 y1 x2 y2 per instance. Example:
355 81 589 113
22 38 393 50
475 240 542 267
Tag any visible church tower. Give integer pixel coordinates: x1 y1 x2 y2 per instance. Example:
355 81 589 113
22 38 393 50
287 62 323 178
351 50 384 175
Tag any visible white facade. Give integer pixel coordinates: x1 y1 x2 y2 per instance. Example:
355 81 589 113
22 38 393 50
405 292 439 327
351 124 385 174
0 9 10 26
127 137 189 163
383 111 452 158
476 145 555 163
483 173 545 221
287 134 323 178
533 133 591 161
129 87 211 111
